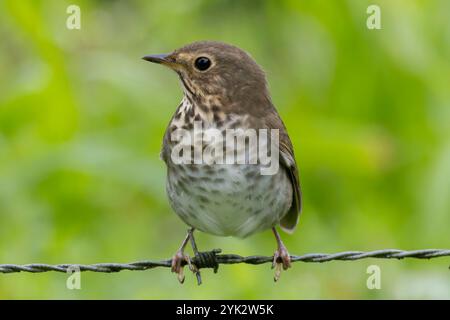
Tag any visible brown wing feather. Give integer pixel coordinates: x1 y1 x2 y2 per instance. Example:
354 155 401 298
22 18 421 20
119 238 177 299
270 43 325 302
263 108 302 233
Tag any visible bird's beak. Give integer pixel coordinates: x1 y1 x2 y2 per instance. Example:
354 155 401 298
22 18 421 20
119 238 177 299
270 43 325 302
142 54 171 65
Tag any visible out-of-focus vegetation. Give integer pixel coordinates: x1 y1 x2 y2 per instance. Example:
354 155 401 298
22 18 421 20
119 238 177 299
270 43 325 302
0 0 449 299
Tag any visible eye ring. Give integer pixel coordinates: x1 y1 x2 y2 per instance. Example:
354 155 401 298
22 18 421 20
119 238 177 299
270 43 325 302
194 57 211 71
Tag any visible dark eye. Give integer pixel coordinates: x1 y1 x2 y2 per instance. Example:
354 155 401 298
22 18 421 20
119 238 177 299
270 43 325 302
194 57 211 71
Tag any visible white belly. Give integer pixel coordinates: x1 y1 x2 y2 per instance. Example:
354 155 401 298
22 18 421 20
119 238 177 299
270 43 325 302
166 163 292 238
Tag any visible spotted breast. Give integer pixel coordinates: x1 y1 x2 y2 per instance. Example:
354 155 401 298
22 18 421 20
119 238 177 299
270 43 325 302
162 95 293 238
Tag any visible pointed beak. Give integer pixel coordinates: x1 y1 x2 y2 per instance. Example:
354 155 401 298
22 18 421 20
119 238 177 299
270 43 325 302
142 54 171 64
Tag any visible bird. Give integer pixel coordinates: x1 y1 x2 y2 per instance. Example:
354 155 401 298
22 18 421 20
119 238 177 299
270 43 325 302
143 41 301 282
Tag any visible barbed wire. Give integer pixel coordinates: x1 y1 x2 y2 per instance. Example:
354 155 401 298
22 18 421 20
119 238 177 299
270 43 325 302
1 249 449 274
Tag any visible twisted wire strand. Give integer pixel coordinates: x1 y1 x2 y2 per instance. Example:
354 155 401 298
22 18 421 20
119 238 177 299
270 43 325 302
1 249 449 274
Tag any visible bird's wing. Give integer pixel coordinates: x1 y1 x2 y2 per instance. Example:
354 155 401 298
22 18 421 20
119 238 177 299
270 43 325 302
263 109 302 233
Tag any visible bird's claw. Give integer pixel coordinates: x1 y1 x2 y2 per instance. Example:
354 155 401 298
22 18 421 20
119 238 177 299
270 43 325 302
171 251 192 284
272 246 291 282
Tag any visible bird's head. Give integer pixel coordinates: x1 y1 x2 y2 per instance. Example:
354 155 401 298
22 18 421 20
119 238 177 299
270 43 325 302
143 41 269 103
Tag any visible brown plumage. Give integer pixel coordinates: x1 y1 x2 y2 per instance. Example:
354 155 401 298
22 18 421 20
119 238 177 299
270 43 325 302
143 41 301 282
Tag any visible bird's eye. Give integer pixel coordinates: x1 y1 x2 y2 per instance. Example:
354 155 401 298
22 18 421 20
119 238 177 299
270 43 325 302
194 57 211 71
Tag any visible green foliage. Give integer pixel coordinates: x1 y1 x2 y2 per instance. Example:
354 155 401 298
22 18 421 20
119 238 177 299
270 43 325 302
0 0 449 299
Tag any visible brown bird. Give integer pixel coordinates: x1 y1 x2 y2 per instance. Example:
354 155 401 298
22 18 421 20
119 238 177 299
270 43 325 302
143 41 301 282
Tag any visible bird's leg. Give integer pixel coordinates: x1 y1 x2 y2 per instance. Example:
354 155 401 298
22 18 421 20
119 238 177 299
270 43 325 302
188 228 203 285
271 227 291 281
171 228 194 283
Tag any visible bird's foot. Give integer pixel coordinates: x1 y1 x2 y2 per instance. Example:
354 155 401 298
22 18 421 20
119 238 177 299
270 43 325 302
272 244 291 282
171 250 192 284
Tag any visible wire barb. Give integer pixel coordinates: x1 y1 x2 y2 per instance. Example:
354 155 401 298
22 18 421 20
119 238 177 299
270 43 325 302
1 249 449 274
191 249 221 272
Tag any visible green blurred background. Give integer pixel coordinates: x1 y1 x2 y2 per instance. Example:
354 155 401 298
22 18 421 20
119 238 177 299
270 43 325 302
0 0 449 299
